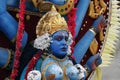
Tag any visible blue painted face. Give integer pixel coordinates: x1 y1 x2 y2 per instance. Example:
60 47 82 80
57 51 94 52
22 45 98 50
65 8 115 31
50 30 69 59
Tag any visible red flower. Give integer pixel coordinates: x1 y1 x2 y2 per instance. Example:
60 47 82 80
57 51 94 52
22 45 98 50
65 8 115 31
16 42 22 48
15 50 21 58
14 60 19 68
68 8 77 20
68 21 76 27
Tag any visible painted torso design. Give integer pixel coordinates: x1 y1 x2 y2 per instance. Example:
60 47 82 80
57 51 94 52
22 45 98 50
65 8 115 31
41 54 80 80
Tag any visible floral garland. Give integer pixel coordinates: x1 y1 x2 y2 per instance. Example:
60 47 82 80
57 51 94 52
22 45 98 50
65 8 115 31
10 0 26 79
67 0 78 58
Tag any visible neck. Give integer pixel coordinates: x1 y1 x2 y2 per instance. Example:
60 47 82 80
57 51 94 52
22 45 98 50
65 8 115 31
50 54 67 62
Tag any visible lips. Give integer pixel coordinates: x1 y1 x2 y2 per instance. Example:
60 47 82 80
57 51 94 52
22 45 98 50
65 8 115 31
61 47 67 51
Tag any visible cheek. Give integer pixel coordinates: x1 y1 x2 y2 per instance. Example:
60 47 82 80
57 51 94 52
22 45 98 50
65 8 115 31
51 41 60 47
50 42 59 51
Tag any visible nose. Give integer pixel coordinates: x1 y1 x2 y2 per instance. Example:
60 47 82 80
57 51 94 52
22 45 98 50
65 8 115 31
61 38 67 46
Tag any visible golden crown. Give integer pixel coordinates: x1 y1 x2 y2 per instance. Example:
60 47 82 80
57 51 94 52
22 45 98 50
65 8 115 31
36 5 68 37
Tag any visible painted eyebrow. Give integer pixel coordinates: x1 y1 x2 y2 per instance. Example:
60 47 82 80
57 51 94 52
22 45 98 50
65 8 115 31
53 35 68 38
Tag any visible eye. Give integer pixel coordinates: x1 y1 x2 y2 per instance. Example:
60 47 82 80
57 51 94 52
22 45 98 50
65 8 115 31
54 36 63 41
65 36 68 41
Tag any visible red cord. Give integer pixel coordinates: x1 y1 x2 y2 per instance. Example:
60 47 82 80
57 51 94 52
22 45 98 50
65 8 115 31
10 0 26 79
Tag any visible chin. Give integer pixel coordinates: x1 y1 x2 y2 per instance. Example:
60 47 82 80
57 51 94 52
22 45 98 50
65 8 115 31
57 52 67 59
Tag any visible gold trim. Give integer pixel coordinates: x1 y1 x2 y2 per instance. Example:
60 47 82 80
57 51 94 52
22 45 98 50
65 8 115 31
84 66 89 76
11 36 17 43
55 0 74 15
2 49 11 69
88 0 107 19
49 54 67 62
89 38 98 55
42 62 56 80
88 1 99 19
41 57 69 80
63 67 69 80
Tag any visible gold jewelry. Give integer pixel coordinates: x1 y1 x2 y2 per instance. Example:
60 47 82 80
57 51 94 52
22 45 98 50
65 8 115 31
83 66 90 76
89 38 98 55
36 5 68 37
88 0 107 19
50 54 67 62
89 27 97 35
63 67 69 80
55 0 74 15
11 36 16 43
31 0 74 15
88 1 99 19
42 62 56 80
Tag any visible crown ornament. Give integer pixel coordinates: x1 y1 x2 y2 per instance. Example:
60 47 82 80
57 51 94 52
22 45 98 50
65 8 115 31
36 5 68 37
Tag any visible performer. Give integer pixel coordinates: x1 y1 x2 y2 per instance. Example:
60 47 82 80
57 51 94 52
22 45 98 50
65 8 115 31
19 5 102 80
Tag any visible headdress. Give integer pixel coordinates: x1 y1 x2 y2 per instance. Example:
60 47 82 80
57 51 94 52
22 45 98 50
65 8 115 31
36 5 68 37
34 5 73 50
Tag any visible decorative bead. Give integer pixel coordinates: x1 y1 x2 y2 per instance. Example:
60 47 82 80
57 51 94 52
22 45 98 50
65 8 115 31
83 24 86 27
68 4 71 8
16 13 19 18
65 8 68 11
81 28 83 30
61 9 64 12
26 15 30 20
81 59 84 62
104 32 106 35
99 49 101 52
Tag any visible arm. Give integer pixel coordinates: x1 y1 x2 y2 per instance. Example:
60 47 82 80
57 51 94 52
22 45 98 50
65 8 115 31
84 53 102 75
73 15 105 63
0 0 28 48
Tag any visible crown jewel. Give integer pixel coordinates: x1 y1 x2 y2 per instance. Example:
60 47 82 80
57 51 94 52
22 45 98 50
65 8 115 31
36 5 68 37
